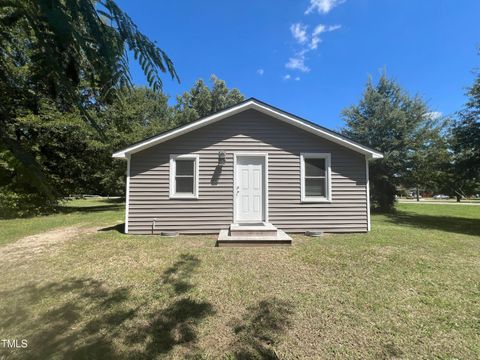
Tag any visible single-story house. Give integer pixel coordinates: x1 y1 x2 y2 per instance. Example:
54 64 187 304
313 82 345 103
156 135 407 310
113 98 383 243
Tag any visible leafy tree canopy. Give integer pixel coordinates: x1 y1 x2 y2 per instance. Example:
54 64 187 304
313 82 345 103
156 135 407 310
0 0 178 206
0 0 178 108
0 76 245 217
173 75 245 126
445 69 480 200
342 74 447 211
452 71 480 179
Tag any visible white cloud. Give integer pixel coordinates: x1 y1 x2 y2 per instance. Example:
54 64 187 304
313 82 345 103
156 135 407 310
295 77 301 81
305 0 346 15
284 13 342 75
285 55 310 72
308 24 341 50
313 24 341 36
283 74 291 80
290 23 308 44
309 36 321 50
424 111 443 120
257 68 264 76
327 24 342 32
312 24 326 36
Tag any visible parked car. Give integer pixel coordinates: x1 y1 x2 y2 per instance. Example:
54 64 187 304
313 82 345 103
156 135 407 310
433 194 449 199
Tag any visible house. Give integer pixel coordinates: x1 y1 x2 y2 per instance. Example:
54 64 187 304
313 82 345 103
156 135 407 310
113 98 383 244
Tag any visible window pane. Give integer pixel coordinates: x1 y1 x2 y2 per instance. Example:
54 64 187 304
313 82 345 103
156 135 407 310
176 177 194 193
305 158 325 177
176 159 194 176
305 178 325 197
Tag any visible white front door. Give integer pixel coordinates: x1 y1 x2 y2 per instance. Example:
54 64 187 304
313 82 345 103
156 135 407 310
235 156 265 223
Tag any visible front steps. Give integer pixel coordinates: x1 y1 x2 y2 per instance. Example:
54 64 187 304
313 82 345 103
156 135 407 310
216 223 292 247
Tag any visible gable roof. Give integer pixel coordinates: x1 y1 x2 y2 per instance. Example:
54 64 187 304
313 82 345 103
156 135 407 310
112 98 383 159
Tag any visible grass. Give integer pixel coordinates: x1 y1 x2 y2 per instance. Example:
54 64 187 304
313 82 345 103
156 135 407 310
399 198 480 204
0 199 479 359
0 198 123 246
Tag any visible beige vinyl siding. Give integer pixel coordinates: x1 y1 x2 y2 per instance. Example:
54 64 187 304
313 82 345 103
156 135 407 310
128 109 367 234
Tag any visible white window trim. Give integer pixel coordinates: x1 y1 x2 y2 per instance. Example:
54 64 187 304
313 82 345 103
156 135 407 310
300 153 332 203
169 154 199 199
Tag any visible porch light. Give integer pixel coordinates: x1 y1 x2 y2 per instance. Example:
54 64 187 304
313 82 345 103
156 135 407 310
218 151 226 165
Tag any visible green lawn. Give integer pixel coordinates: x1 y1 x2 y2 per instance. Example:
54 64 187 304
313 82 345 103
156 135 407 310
0 200 479 359
0 198 123 246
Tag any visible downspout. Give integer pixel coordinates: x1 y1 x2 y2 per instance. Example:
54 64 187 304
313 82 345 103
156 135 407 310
365 156 371 232
152 218 161 235
125 154 131 234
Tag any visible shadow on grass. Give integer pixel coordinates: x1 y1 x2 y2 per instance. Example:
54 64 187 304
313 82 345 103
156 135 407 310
125 253 214 356
0 278 132 359
126 298 214 356
99 223 125 233
56 204 123 214
160 254 201 294
229 298 294 359
0 199 124 220
0 253 214 359
385 210 480 237
55 198 124 214
380 341 404 359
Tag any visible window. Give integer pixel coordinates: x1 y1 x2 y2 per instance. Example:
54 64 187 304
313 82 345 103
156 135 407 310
300 153 331 202
169 154 199 199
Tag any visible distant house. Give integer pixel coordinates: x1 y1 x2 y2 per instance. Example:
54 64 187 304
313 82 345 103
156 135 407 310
113 98 383 244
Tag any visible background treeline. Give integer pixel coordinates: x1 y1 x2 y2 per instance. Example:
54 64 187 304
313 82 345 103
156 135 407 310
343 72 480 211
0 0 180 217
1 74 244 217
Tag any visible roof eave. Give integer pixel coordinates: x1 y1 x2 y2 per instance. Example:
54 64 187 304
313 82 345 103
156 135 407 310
368 153 384 160
113 150 384 160
112 100 257 159
112 152 127 159
249 101 384 160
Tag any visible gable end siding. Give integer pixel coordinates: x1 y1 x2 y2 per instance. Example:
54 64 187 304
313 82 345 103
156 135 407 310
128 110 367 234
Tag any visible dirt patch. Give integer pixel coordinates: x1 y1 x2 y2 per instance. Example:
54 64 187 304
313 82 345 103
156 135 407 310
0 226 99 263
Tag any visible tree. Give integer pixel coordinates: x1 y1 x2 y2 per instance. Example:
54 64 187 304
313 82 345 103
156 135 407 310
99 87 172 140
173 75 245 126
454 69 480 176
447 69 480 201
2 87 171 202
0 76 245 217
0 0 178 205
99 78 243 197
98 87 173 196
342 74 443 211
405 114 450 201
0 0 178 102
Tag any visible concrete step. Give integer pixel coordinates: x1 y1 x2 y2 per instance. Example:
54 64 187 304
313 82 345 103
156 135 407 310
229 222 278 237
216 229 292 247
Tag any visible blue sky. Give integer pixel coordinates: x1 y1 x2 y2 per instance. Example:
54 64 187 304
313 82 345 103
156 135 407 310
118 0 480 131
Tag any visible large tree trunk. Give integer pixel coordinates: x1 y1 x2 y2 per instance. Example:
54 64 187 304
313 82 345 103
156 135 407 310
416 185 420 202
456 194 461 202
